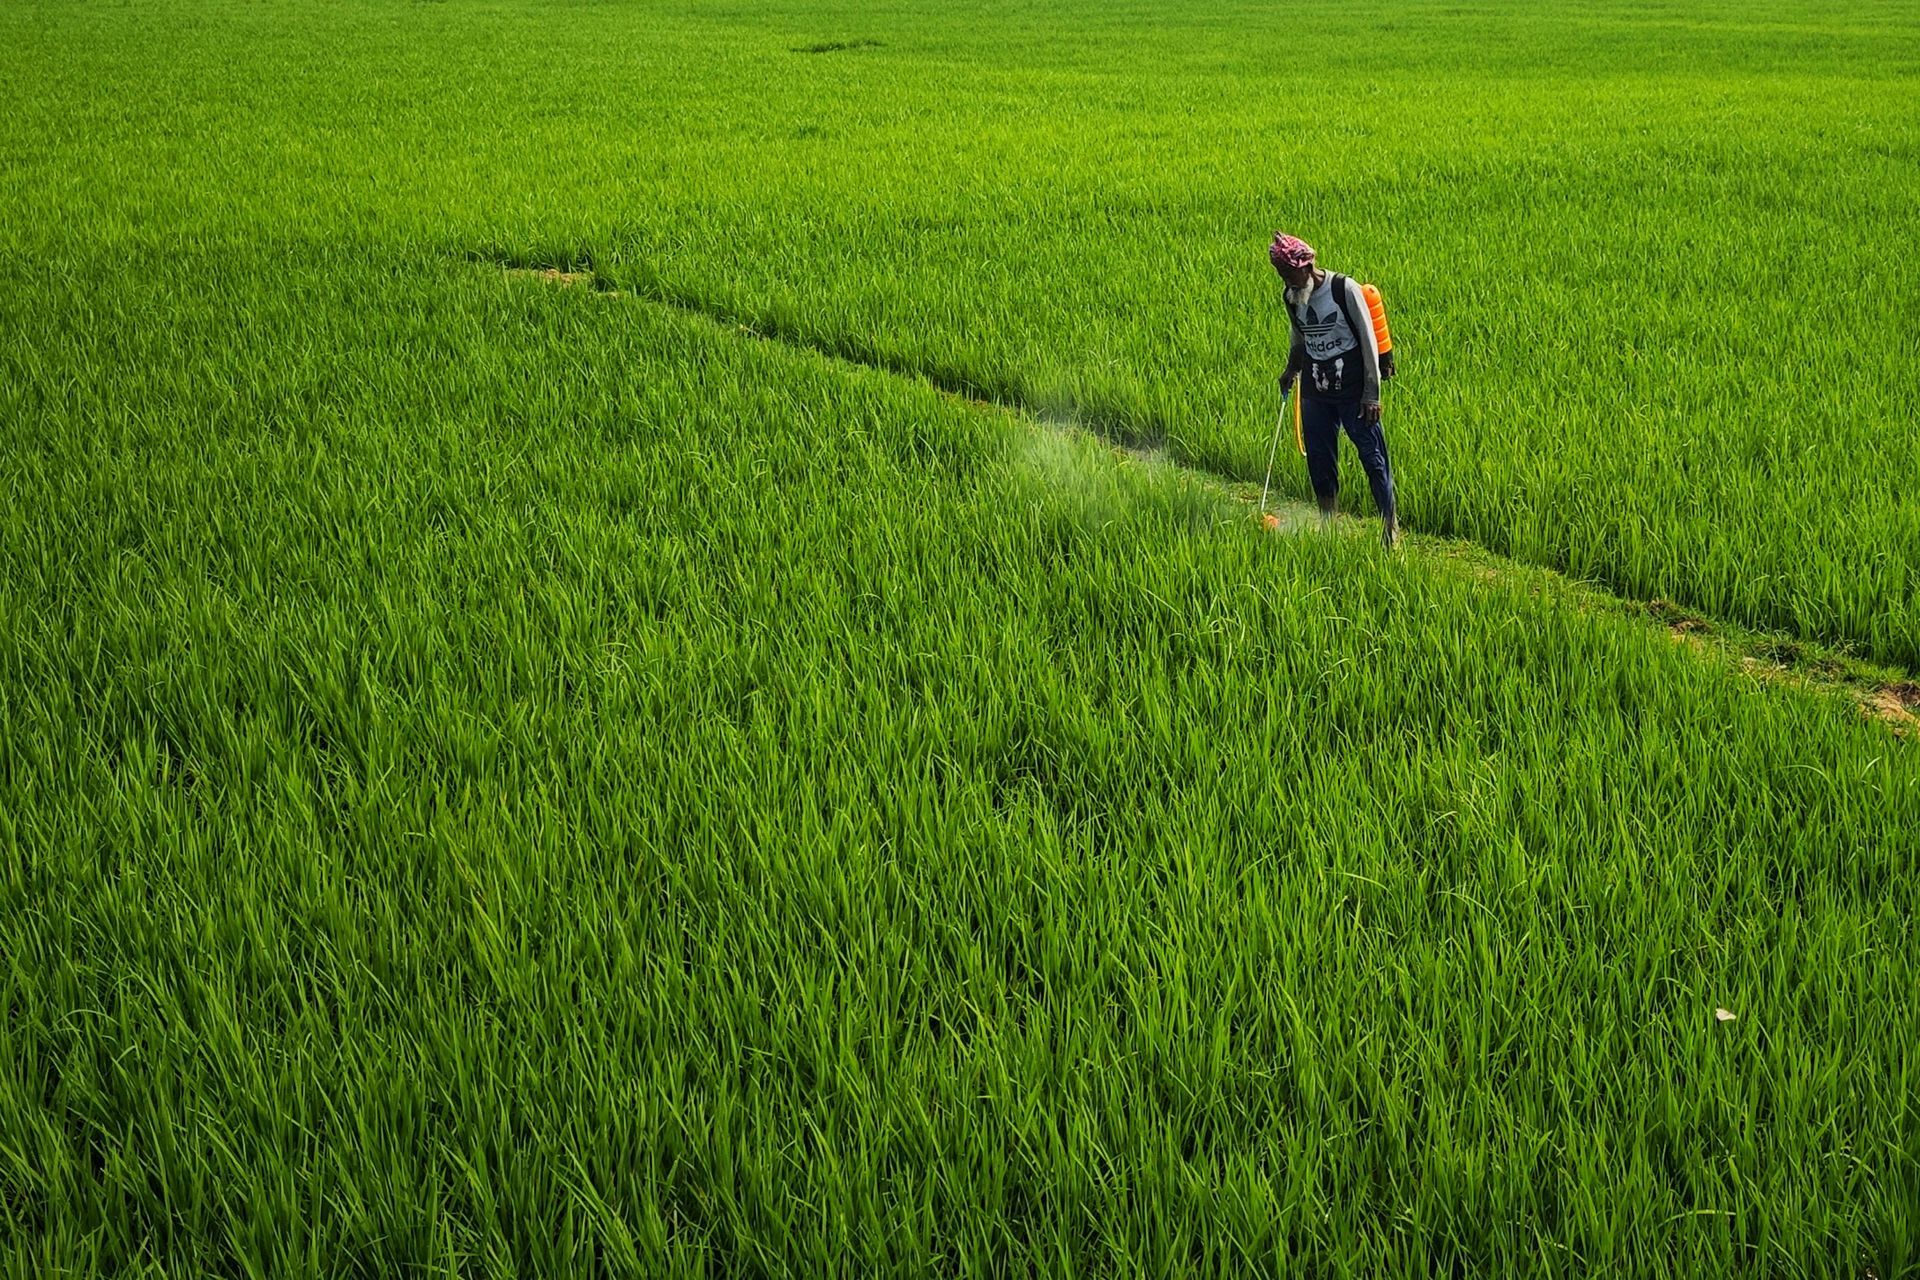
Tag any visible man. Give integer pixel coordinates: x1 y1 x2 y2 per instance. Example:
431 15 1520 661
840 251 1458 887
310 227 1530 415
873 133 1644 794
1270 233 1400 548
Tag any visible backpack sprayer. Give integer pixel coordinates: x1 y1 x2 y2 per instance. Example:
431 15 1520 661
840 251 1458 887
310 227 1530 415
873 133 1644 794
1362 283 1395 382
1258 278 1395 529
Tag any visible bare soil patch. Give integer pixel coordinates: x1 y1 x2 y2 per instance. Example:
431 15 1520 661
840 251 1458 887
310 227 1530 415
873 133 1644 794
505 266 609 292
1866 682 1920 734
794 38 883 54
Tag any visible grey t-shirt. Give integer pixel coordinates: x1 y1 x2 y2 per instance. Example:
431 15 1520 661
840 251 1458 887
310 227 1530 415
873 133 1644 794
1284 273 1381 405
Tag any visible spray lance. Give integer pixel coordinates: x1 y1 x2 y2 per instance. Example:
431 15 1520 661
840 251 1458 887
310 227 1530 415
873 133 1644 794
1257 376 1295 530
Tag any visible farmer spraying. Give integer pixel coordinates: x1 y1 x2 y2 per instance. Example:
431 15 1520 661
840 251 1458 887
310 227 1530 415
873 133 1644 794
1270 233 1400 548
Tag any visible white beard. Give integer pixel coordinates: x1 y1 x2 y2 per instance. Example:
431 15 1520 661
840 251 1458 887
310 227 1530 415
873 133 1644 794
1284 275 1319 307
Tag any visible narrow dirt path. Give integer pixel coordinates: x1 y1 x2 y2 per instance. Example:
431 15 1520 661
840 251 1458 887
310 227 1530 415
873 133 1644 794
496 263 1918 738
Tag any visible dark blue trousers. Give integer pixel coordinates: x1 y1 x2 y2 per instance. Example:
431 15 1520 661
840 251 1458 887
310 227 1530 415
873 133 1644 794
1302 397 1396 521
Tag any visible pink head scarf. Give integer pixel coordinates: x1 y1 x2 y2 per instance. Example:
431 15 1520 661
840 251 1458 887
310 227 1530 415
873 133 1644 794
1268 233 1315 271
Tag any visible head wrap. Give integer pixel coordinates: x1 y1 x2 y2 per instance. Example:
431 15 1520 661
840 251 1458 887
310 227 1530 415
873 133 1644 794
1268 233 1315 270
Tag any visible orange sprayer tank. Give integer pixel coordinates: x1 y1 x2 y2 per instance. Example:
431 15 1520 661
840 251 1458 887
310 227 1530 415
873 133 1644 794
1361 283 1393 354
1362 283 1395 380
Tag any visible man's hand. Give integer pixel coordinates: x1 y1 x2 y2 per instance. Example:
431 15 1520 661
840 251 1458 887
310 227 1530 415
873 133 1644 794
1362 401 1383 425
1279 373 1298 398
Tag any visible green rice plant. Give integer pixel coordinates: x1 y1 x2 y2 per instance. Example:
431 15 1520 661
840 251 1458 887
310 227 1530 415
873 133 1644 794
2 0 1918 1274
0 243 1915 1275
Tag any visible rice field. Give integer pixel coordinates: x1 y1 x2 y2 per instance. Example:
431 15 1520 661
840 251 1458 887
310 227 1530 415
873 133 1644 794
2 0 1918 1274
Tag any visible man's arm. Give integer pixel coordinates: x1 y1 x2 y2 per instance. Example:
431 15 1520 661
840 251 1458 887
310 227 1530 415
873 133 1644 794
1347 276 1381 407
1283 325 1306 391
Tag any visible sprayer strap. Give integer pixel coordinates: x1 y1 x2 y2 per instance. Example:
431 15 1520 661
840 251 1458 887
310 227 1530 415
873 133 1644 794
1329 274 1367 352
